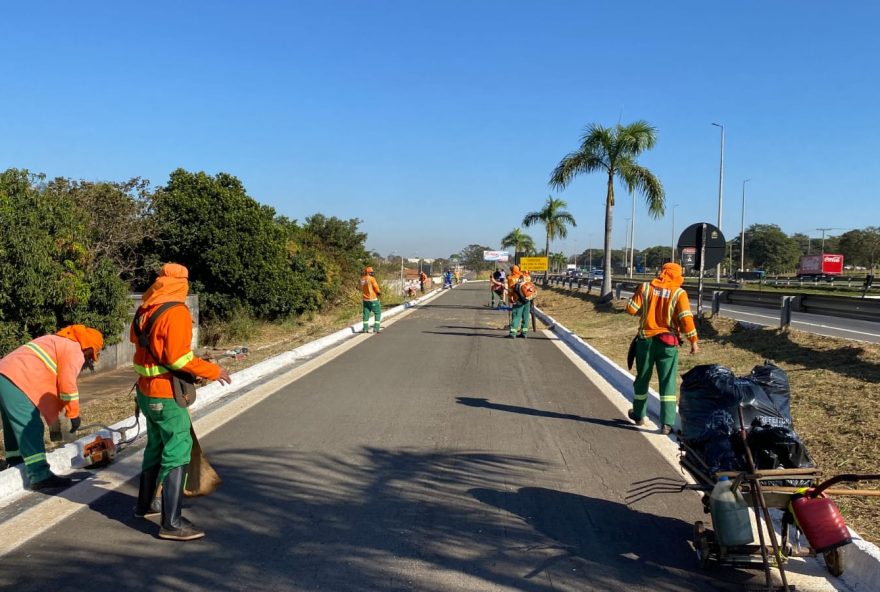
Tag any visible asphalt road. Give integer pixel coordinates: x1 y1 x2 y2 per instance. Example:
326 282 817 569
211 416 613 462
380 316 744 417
0 284 798 591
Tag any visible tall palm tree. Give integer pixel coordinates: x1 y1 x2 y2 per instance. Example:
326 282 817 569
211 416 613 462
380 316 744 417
500 228 536 262
522 196 577 284
549 121 664 298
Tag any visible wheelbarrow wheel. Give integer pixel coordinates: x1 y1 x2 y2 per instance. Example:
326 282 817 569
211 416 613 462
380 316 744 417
823 546 845 577
693 521 714 570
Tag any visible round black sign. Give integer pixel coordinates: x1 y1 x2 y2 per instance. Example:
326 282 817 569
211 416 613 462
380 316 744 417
677 222 726 270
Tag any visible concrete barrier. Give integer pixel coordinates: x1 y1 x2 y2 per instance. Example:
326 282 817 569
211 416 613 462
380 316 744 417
533 303 880 591
0 288 446 507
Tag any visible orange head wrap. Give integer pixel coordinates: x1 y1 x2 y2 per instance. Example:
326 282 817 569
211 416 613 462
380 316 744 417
141 263 190 308
511 265 521 274
56 325 104 360
651 262 684 290
364 266 374 274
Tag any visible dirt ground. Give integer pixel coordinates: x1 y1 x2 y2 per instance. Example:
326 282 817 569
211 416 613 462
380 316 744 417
535 285 880 544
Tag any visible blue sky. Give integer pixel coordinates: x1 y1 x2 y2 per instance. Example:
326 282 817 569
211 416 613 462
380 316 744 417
2 1 878 259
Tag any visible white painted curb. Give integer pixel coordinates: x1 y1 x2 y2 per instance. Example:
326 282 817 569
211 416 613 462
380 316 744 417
533 304 880 592
0 288 447 507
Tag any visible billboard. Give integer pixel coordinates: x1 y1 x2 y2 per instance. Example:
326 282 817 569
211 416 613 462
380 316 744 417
482 250 510 262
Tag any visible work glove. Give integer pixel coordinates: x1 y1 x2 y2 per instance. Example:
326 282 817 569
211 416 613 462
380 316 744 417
69 417 81 433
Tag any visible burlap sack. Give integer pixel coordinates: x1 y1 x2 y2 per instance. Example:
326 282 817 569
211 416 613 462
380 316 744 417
184 425 222 497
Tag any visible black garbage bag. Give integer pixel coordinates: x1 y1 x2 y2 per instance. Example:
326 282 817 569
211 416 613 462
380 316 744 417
680 365 747 442
747 425 815 487
749 362 792 425
696 410 744 475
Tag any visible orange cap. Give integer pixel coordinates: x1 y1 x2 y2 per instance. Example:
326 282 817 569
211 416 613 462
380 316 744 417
159 263 188 279
365 266 374 274
511 265 521 273
57 325 104 360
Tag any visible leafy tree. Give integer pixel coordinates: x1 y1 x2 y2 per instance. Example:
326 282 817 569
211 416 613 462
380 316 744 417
744 224 801 274
148 169 300 321
640 245 671 270
500 228 536 259
458 244 493 272
838 228 880 271
550 121 664 298
549 251 567 272
0 169 128 354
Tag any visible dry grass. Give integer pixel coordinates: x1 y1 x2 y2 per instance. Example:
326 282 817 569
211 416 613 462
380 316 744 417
536 285 880 544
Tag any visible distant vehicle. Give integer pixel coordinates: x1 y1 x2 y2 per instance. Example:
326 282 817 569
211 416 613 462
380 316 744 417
797 253 844 277
591 269 604 279
734 270 765 281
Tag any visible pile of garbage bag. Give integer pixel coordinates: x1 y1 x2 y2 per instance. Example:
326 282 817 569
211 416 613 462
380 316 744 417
679 362 814 483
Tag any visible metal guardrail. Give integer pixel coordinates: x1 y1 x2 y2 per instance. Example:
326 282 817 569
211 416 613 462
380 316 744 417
543 273 880 328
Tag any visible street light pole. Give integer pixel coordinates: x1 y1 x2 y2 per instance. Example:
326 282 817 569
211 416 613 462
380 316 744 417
712 122 725 281
624 218 631 273
817 227 833 254
740 179 750 272
671 204 679 264
629 195 636 278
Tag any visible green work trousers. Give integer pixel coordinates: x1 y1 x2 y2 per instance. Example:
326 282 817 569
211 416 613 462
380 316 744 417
632 337 679 427
137 389 193 485
362 300 381 332
490 288 503 307
509 301 531 336
0 375 52 483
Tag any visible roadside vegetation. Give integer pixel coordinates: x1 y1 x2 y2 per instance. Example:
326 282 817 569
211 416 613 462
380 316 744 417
536 285 880 544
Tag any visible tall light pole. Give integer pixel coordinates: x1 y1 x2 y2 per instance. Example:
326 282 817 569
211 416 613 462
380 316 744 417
740 179 750 272
588 233 593 271
817 228 834 254
624 218 631 273
629 194 636 278
712 122 725 281
671 204 679 264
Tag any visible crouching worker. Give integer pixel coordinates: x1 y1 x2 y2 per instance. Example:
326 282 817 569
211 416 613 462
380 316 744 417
131 263 231 540
0 325 103 490
625 262 699 435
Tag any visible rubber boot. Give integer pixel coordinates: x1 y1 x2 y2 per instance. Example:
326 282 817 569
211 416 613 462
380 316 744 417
134 465 161 518
159 465 204 541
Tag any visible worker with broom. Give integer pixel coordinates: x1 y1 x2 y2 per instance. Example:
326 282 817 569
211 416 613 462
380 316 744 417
131 263 231 541
0 325 103 491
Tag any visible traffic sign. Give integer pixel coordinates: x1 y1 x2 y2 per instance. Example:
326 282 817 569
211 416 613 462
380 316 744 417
677 223 726 270
519 256 549 272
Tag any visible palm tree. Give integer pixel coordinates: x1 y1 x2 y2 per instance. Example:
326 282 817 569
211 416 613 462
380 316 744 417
500 228 536 262
550 251 568 273
522 196 577 284
549 121 664 298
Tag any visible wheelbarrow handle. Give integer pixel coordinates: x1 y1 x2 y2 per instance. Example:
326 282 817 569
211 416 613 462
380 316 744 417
812 473 880 495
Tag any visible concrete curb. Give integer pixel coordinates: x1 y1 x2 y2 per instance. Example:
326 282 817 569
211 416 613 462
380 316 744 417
0 287 447 507
533 304 880 592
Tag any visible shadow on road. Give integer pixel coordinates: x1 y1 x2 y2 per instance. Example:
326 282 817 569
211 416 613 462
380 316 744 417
0 446 732 592
455 397 642 431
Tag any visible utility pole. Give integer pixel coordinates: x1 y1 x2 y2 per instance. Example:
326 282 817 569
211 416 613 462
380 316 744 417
712 122 725 281
740 179 750 272
671 204 679 264
629 194 635 278
817 228 834 254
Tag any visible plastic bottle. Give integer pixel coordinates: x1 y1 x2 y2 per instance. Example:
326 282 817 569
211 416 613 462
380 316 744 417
710 476 754 547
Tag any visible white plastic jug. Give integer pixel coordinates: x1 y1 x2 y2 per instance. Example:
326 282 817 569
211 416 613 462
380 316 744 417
709 476 754 547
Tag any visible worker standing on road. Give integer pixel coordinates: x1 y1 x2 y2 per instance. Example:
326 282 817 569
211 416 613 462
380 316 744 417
419 270 428 293
625 262 699 435
489 269 506 308
0 325 103 490
131 263 231 541
506 265 534 338
361 266 382 333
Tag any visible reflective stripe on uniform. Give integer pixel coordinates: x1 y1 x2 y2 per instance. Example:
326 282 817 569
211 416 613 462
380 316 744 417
660 396 677 402
133 363 169 378
5 449 20 458
59 392 79 402
24 452 47 466
24 342 58 375
167 351 193 370
633 393 649 401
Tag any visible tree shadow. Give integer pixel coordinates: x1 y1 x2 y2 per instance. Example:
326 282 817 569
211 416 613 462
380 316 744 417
545 286 628 316
0 447 739 591
456 397 642 432
420 304 491 311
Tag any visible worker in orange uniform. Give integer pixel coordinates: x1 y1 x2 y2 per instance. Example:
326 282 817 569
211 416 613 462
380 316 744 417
419 270 428 293
625 262 699 434
506 265 532 338
131 263 231 541
0 325 103 490
361 266 382 333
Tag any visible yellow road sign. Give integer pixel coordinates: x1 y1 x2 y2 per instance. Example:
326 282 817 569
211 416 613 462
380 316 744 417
518 257 548 272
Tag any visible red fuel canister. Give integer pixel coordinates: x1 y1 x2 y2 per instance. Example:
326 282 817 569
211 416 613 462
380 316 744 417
789 490 851 553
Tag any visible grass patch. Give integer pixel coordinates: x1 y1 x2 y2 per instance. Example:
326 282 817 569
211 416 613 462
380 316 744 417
536 285 880 544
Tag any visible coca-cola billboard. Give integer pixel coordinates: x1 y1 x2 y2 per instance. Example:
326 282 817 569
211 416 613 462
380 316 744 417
798 253 844 276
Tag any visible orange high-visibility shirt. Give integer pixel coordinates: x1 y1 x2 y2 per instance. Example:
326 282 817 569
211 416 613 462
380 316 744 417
0 335 84 423
626 282 698 343
361 275 381 301
130 303 221 398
